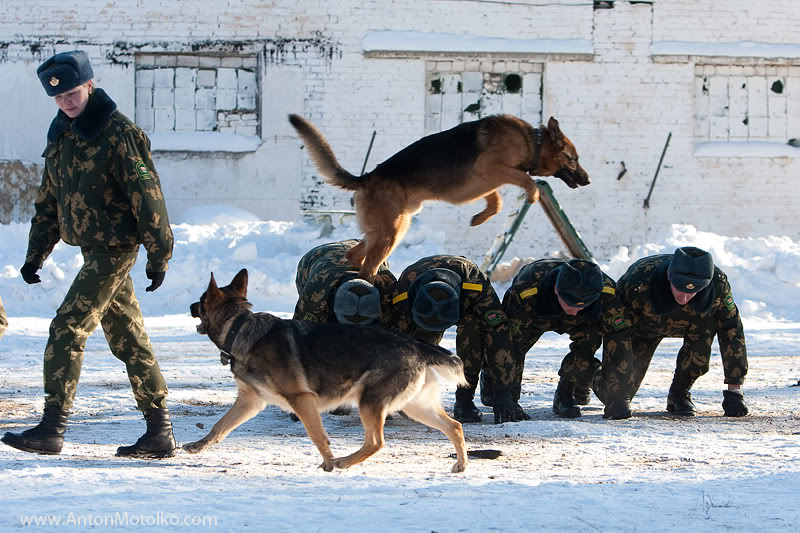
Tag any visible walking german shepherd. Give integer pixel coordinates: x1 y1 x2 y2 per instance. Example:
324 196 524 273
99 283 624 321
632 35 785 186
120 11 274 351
289 113 590 280
184 269 469 473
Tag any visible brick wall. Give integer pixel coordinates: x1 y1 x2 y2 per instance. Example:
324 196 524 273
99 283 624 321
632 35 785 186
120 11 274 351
1 0 799 264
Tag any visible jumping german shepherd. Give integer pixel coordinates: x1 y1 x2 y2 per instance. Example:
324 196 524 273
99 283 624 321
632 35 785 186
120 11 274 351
289 113 590 280
184 269 469 473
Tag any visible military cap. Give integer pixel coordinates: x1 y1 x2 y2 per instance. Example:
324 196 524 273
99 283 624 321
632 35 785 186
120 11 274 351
334 278 380 325
37 50 94 96
555 259 604 308
667 247 714 293
409 268 461 331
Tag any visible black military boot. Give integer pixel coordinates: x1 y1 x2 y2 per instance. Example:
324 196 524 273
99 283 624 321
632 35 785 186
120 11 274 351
552 380 581 418
666 390 696 416
666 374 697 416
574 384 591 406
1 405 69 455
453 387 482 423
116 408 177 458
479 370 494 407
603 395 632 420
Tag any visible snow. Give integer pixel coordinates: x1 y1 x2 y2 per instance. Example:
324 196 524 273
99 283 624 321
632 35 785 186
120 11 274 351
149 132 262 153
652 40 800 59
362 31 593 55
1 212 799 532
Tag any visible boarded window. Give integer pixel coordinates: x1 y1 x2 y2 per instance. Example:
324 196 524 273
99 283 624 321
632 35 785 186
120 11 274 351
425 61 543 134
135 54 259 136
695 65 800 142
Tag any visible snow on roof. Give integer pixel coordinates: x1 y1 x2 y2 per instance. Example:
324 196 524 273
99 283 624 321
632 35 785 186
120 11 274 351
362 31 593 55
694 142 800 158
150 132 262 153
652 40 800 59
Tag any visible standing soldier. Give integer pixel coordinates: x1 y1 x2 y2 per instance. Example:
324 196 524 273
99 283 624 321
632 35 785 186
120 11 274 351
389 255 520 424
1 51 177 458
593 246 749 417
498 259 634 420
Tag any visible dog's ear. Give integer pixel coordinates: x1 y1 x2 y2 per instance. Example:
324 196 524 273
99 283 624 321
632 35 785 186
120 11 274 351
546 117 564 147
230 268 248 298
206 272 223 302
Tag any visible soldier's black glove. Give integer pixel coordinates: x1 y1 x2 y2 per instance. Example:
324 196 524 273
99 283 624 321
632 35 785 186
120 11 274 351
20 262 41 284
722 389 748 417
493 388 517 424
145 270 165 292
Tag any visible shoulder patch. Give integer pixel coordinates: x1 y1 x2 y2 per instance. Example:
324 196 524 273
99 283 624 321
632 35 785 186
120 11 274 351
602 286 616 295
612 314 628 331
462 282 482 292
135 160 151 181
484 310 506 327
520 287 538 299
724 293 735 310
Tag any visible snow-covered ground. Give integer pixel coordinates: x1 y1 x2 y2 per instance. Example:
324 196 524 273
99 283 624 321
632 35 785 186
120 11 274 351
1 213 798 532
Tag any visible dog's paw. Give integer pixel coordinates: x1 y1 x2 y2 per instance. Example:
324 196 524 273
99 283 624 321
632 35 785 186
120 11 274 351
319 460 335 472
470 213 487 226
451 460 468 473
527 186 540 204
182 441 207 454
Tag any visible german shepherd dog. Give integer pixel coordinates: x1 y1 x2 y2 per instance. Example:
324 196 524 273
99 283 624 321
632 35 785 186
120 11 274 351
184 269 469 473
289 114 590 280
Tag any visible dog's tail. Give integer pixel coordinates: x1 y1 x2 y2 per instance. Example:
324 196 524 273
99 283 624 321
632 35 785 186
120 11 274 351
424 344 468 387
288 114 364 191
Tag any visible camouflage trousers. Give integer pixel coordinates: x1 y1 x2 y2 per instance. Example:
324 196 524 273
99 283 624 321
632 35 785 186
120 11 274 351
509 327 601 391
594 333 737 403
43 246 168 411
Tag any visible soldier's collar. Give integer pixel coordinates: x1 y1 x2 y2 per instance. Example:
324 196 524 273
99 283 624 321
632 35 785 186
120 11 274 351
47 88 117 142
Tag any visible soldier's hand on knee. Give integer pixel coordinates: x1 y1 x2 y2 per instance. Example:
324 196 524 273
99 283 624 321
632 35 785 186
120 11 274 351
20 262 41 284
145 270 165 292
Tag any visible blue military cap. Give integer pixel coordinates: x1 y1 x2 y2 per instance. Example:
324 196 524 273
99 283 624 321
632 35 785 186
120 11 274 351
668 247 714 293
334 278 380 325
409 268 462 331
37 50 94 96
555 259 604 308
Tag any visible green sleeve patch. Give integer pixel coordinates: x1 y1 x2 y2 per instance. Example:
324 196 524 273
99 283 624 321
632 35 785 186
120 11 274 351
484 310 506 327
303 313 319 322
724 294 735 310
135 160 152 181
612 314 628 331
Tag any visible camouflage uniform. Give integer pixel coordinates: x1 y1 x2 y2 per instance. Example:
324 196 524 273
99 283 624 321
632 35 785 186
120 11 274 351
25 88 173 412
602 254 748 400
503 259 634 399
0 295 7 339
293 239 396 324
389 255 515 391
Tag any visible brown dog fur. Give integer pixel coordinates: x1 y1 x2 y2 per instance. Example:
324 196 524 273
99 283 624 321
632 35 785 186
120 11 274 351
289 114 590 280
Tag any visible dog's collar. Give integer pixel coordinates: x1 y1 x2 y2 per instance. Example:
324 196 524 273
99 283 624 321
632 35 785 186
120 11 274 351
527 126 544 174
220 312 251 356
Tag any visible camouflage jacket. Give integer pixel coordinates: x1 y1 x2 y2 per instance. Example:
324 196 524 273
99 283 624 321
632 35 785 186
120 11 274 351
293 240 396 324
389 255 515 389
616 254 747 382
503 259 633 367
26 88 173 272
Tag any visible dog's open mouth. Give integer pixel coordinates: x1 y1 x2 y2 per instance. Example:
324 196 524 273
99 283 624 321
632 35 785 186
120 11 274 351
555 169 590 189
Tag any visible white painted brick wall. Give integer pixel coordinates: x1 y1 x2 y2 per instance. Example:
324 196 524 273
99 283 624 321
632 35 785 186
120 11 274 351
1 0 799 264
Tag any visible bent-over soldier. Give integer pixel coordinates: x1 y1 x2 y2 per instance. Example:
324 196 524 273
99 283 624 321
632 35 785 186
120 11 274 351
593 246 749 417
499 259 634 420
389 255 520 424
2 50 177 458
